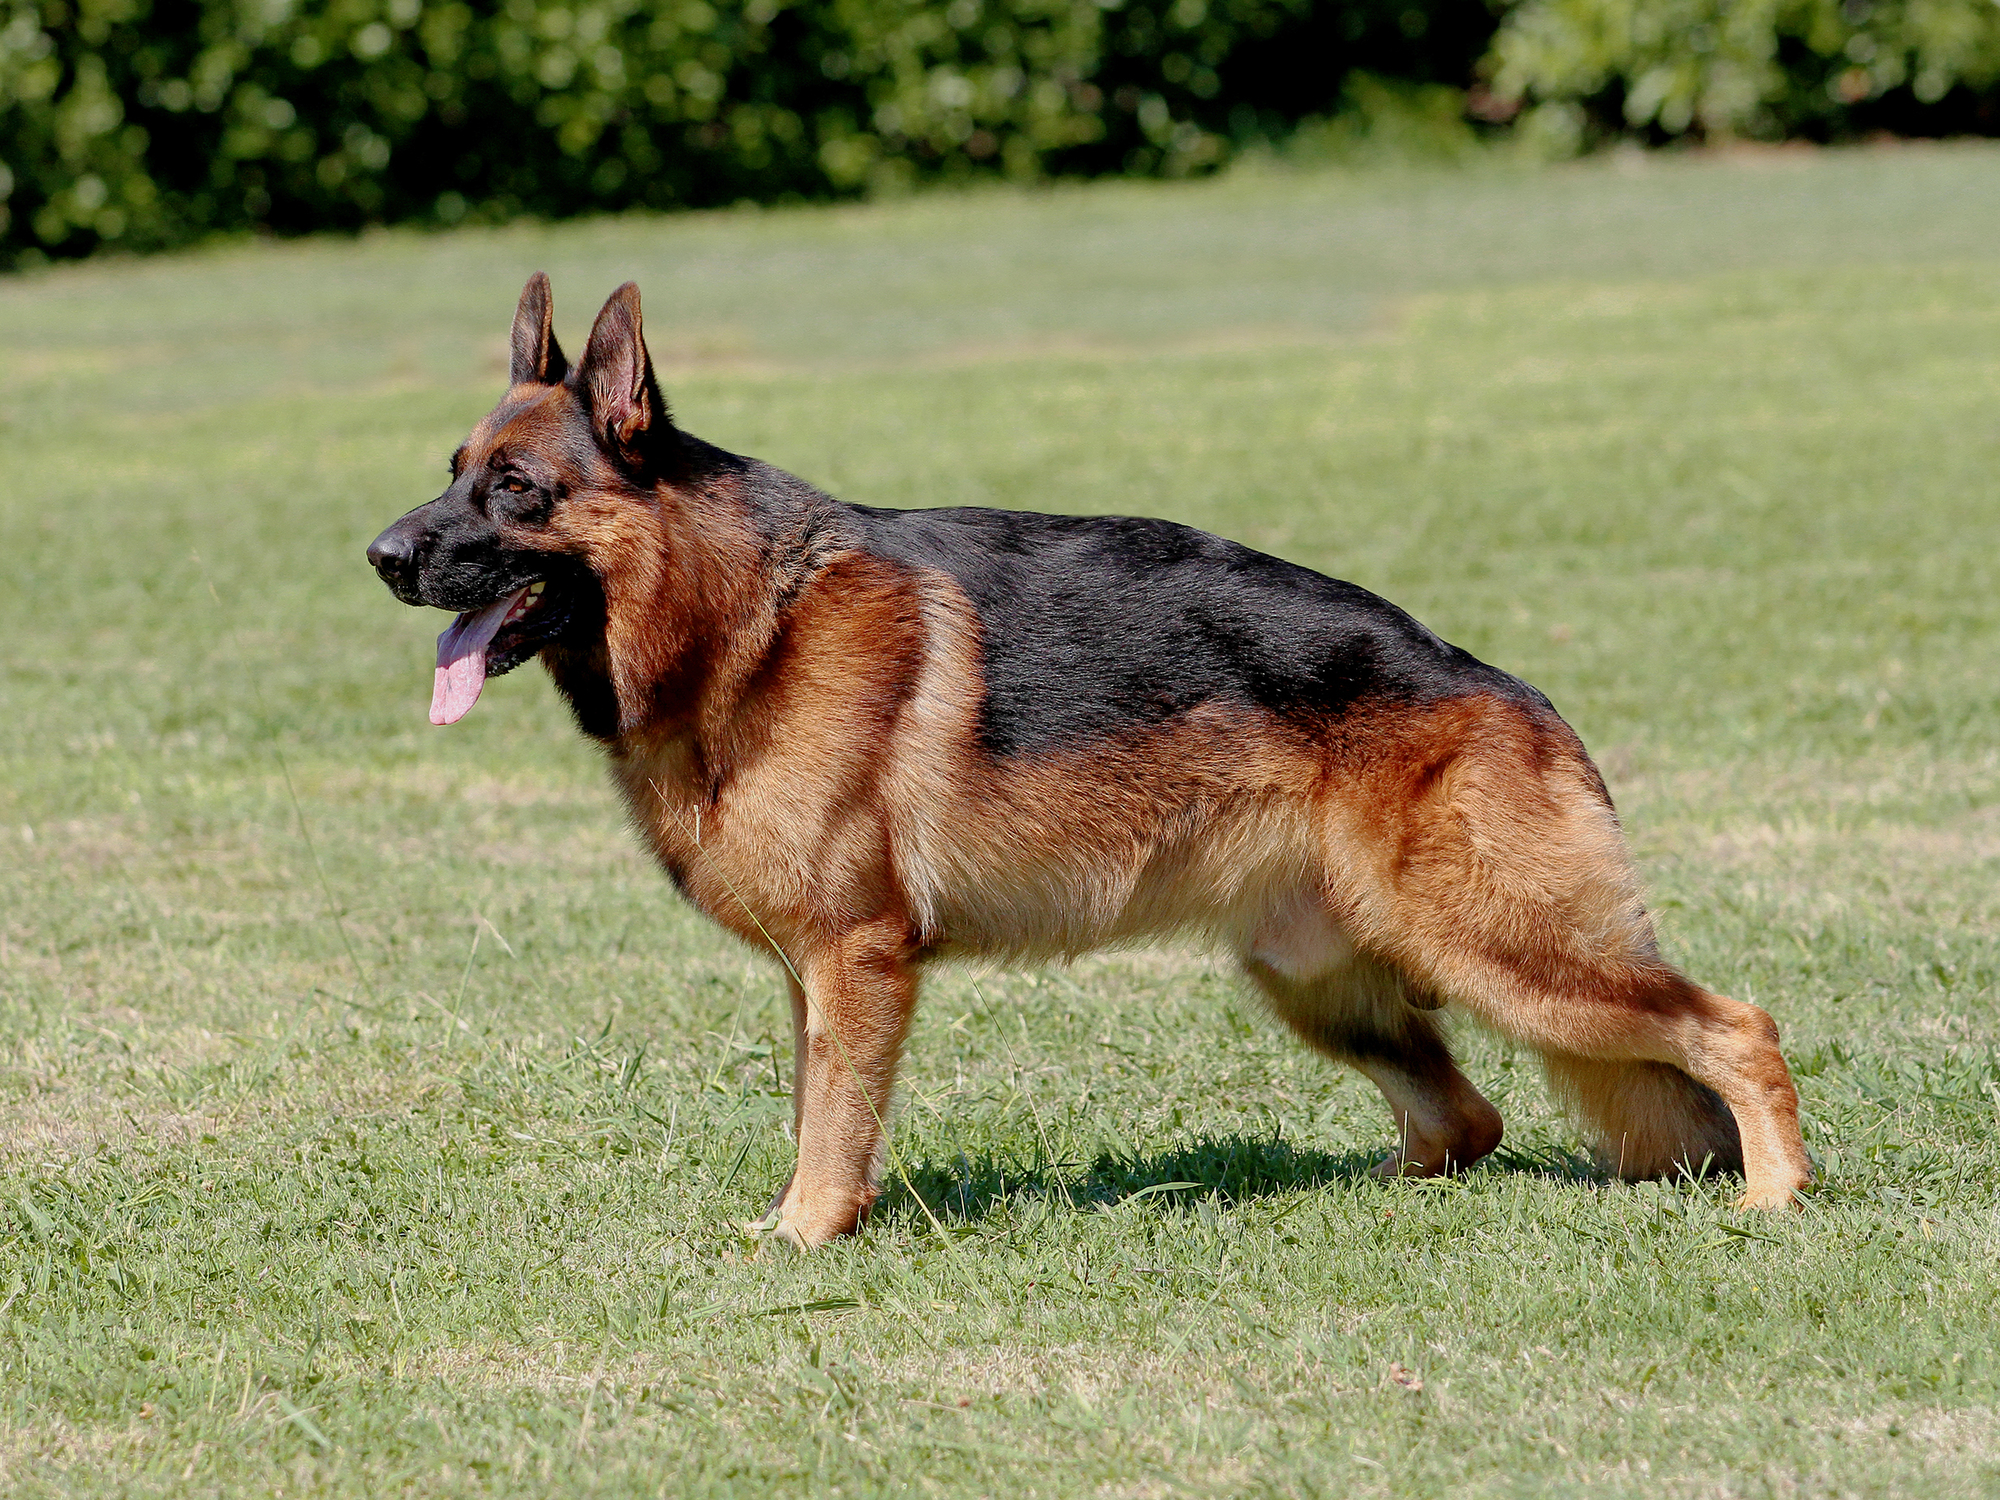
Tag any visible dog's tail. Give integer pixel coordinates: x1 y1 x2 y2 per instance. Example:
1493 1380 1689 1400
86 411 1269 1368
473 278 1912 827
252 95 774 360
1542 1054 1744 1179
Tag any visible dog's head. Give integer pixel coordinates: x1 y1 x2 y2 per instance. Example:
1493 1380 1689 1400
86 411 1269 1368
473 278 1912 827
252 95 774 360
366 274 670 724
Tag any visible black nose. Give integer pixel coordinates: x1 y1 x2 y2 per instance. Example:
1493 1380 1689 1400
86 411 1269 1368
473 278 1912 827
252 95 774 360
367 525 418 587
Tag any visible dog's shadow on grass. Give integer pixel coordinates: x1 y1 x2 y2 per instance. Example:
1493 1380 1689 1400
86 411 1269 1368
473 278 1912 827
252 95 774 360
876 1133 1603 1227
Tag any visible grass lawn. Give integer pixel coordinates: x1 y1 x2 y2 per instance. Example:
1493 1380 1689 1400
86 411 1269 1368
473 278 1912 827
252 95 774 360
3 145 1999 1496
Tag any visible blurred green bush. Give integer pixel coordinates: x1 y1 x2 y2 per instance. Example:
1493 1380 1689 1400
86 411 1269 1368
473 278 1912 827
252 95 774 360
0 0 1498 266
8 0 1999 270
1489 0 2000 150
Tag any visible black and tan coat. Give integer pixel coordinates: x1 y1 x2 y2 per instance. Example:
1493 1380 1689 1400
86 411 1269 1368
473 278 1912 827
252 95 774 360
367 276 1813 1248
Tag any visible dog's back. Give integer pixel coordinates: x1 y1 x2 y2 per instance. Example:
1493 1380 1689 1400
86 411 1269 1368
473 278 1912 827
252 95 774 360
841 499 1545 753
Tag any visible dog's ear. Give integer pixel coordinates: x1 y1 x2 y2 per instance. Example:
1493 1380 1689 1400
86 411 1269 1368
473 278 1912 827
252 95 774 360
510 271 569 386
575 281 669 467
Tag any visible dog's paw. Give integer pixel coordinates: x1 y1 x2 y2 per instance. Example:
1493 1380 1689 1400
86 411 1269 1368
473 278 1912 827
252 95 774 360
1373 1148 1452 1181
745 1208 812 1257
1735 1182 1807 1211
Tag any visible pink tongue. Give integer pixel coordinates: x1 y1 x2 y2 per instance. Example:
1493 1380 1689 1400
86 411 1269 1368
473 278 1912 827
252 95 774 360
429 588 529 725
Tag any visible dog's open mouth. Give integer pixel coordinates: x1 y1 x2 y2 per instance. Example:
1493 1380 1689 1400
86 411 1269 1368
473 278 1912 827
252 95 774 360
430 580 567 725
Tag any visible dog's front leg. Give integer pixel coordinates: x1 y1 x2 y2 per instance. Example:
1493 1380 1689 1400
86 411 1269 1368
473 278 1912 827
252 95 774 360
763 925 916 1250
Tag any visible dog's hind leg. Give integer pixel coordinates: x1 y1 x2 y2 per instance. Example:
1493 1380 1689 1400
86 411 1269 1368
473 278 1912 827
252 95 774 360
1327 697 1811 1208
1243 949 1503 1178
1476 970 1804 1206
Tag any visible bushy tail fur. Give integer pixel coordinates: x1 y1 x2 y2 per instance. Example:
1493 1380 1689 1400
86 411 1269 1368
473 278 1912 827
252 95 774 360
1543 1055 1744 1180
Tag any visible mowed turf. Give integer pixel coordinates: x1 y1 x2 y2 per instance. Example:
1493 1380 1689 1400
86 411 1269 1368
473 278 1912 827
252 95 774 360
2 146 1998 1497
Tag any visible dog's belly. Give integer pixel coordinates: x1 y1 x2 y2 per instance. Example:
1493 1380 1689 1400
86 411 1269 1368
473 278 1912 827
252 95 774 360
1241 891 1357 980
896 790 1339 967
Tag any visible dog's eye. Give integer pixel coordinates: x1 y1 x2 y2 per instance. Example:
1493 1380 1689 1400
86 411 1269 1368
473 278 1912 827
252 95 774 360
491 474 551 526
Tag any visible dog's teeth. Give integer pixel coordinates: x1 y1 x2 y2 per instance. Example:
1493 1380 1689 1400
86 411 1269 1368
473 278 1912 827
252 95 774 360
528 581 545 597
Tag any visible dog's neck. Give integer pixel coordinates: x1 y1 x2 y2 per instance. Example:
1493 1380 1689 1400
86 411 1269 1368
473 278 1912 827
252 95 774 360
541 444 834 780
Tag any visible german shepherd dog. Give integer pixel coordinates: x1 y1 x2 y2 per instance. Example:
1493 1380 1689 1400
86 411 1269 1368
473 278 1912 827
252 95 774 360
366 275 1812 1247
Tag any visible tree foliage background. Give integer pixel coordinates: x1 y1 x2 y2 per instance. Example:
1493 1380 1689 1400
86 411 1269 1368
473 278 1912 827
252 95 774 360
1492 0 2000 157
0 0 1498 266
3 0 1999 268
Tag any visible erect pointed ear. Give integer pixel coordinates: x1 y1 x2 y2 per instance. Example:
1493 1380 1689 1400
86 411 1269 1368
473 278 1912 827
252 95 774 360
509 271 568 385
573 281 669 466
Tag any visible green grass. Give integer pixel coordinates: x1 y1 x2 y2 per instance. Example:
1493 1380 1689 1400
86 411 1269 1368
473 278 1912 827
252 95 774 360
3 145 1999 1496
